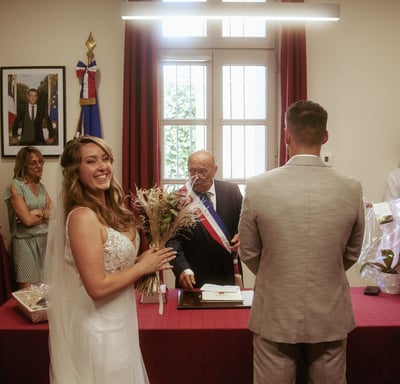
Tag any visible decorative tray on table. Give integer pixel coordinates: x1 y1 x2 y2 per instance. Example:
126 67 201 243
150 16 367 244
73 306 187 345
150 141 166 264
12 284 48 323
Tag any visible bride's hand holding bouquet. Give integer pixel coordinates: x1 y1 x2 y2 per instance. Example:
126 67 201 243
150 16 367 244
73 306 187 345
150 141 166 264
134 245 176 287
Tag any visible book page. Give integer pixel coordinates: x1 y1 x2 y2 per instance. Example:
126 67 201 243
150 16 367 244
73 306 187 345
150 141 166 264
201 290 243 302
200 283 240 293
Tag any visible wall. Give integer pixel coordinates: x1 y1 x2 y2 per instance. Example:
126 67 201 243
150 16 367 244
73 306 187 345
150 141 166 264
0 0 125 244
307 0 400 285
307 0 400 202
1 0 399 287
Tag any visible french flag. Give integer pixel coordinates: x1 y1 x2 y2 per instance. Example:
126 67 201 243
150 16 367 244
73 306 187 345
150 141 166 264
75 60 102 138
8 77 16 128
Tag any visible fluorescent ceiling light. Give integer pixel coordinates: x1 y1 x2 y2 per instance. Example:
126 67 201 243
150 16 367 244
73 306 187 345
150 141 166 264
121 2 340 22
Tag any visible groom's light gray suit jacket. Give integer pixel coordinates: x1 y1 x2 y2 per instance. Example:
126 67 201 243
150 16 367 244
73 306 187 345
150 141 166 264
239 155 365 344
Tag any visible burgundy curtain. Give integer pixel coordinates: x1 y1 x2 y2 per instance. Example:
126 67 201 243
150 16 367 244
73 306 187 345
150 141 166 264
279 0 307 166
122 21 160 193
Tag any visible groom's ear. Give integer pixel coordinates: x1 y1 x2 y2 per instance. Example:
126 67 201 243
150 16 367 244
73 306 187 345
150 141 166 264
284 128 291 145
321 130 329 145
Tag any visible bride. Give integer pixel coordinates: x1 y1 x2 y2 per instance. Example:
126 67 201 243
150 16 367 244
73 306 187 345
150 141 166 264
45 136 176 383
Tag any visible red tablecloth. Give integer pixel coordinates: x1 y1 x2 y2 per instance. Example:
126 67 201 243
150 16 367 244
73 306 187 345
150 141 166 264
0 287 399 384
350 286 400 326
346 287 400 384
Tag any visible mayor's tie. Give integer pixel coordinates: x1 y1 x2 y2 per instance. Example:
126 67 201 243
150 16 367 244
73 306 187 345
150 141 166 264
31 106 35 120
199 192 214 210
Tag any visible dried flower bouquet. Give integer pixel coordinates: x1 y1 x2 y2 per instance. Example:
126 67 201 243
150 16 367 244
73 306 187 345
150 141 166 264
132 186 198 295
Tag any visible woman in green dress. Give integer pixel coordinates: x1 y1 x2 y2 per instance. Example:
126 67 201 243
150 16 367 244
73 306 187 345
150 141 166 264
4 146 52 289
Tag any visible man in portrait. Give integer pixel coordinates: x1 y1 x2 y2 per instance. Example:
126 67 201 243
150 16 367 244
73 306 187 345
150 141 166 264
10 88 55 146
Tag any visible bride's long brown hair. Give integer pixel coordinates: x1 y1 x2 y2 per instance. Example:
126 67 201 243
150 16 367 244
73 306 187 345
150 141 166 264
60 136 135 232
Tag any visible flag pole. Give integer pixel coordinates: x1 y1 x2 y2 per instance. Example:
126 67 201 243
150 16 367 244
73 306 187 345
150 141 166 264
75 32 102 138
85 32 96 65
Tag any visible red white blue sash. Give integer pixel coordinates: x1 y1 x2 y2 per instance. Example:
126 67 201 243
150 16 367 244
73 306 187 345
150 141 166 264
183 183 232 254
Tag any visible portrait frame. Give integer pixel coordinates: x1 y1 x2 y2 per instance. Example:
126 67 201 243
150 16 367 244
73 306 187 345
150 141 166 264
1 66 66 157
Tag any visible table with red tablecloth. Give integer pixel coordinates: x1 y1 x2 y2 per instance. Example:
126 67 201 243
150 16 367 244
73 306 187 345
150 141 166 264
0 288 399 384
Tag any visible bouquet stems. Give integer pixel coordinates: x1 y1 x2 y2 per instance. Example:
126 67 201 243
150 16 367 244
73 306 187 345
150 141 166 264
136 272 160 295
137 270 166 314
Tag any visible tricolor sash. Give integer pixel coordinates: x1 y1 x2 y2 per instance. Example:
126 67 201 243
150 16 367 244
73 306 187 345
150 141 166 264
183 183 232 254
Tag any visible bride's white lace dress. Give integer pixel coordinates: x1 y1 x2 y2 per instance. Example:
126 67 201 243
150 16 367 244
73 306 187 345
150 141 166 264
47 209 149 384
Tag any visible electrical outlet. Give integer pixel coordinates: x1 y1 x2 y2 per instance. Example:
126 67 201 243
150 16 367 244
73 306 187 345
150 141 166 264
321 152 333 167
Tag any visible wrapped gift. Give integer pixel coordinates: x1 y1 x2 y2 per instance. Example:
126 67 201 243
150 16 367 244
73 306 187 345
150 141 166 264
359 199 400 292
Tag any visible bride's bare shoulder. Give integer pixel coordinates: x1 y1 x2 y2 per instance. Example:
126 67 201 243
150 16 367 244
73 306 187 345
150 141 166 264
68 206 98 223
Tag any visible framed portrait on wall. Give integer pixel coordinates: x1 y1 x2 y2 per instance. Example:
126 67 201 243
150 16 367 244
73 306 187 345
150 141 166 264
0 66 66 157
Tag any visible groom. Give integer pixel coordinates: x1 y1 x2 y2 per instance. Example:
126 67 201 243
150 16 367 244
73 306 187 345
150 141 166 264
238 100 365 383
167 150 243 290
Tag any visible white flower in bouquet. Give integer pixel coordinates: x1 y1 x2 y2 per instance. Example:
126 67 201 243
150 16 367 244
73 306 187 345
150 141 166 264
132 186 199 295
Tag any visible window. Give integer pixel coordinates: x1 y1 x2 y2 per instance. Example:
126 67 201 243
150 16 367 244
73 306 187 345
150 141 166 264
161 56 209 188
159 0 277 193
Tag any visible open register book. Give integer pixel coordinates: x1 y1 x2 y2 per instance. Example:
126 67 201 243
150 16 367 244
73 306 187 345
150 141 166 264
200 284 243 303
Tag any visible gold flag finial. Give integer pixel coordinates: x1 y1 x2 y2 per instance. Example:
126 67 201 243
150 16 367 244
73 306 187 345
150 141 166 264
85 32 96 64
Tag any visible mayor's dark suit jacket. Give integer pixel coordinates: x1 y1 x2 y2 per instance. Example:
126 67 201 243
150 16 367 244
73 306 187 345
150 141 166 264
12 104 54 145
167 179 243 288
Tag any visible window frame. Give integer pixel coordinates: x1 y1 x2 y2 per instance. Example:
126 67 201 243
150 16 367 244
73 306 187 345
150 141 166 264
158 13 278 188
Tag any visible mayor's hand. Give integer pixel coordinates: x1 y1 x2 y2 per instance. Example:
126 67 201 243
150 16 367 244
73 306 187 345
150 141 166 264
179 270 196 290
